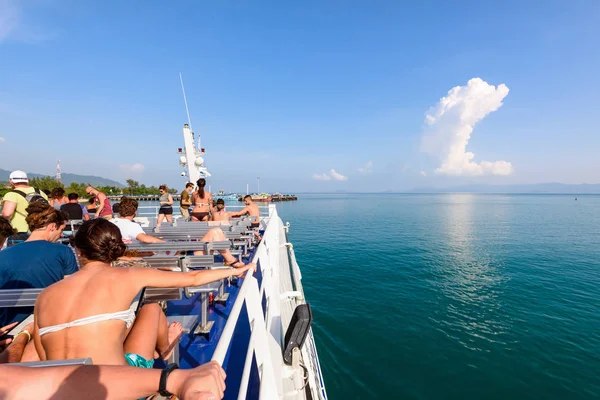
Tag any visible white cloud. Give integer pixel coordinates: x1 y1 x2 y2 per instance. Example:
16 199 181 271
421 77 513 176
329 169 348 181
0 0 55 43
120 163 145 175
312 169 348 181
0 137 5 143
420 170 427 177
357 161 373 174
312 173 331 181
0 0 20 42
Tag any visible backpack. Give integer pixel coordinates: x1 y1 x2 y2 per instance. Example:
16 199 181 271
11 188 49 206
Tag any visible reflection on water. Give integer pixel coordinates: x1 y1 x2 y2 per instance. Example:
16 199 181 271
433 194 511 351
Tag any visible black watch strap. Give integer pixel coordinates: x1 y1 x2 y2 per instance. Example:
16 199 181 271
159 363 179 396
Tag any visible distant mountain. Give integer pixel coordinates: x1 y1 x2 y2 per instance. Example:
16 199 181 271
408 183 600 194
0 168 125 187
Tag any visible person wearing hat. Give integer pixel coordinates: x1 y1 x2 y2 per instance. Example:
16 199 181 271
1 170 48 234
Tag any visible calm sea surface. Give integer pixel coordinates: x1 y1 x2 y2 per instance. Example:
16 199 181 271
272 194 600 399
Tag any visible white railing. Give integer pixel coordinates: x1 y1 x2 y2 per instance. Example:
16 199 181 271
286 243 328 400
211 205 327 400
212 205 281 399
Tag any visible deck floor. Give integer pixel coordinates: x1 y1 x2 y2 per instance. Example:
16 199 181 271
161 248 263 399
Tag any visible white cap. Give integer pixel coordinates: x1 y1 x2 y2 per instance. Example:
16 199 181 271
9 170 28 183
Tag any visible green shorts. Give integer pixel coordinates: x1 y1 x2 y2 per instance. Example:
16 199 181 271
124 353 154 369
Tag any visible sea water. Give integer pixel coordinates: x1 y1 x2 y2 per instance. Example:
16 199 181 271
274 194 600 399
138 194 600 398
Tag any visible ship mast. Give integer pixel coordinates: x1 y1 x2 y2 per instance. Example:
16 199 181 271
178 74 209 184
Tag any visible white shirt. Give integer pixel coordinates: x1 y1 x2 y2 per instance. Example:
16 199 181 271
110 218 144 244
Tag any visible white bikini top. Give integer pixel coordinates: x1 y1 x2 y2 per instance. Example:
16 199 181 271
38 308 136 337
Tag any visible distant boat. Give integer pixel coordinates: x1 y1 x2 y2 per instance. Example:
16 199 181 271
213 190 238 201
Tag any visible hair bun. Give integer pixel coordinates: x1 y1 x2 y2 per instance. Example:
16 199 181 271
106 239 126 261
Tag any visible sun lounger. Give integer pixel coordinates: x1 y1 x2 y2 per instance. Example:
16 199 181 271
0 288 43 308
127 240 233 253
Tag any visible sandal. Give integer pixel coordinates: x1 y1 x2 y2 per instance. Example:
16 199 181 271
224 259 245 268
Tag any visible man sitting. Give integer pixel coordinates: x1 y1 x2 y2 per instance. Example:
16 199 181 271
229 195 261 228
60 193 90 221
110 197 165 244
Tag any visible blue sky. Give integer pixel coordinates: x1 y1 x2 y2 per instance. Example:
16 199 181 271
1 0 599 192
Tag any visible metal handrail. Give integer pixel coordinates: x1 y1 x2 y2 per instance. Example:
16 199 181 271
211 208 281 399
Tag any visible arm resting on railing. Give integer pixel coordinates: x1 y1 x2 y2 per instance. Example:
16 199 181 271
0 361 226 400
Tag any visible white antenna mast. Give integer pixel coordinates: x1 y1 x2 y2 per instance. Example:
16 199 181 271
56 160 62 183
179 73 199 150
177 73 209 183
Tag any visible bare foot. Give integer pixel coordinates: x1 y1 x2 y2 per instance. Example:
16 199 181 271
160 322 183 360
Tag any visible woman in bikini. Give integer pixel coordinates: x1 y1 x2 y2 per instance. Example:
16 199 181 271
33 218 255 368
190 178 213 221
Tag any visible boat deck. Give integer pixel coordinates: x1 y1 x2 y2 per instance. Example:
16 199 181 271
149 206 328 399
159 250 262 399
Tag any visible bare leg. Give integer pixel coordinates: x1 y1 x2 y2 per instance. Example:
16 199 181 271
200 227 226 242
166 214 173 223
199 228 245 266
191 228 242 265
157 214 165 226
124 303 181 361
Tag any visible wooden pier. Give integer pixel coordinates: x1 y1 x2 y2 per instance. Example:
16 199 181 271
107 194 181 201
107 193 298 202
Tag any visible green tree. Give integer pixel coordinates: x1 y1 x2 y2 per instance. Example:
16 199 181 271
29 176 63 193
126 179 141 195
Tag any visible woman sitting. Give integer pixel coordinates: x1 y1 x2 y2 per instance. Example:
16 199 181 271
49 187 69 210
0 203 77 327
33 219 255 367
210 199 230 223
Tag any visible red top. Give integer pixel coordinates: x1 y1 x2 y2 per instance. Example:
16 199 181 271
96 196 112 216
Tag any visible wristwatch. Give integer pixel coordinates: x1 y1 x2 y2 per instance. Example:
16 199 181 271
159 363 179 397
